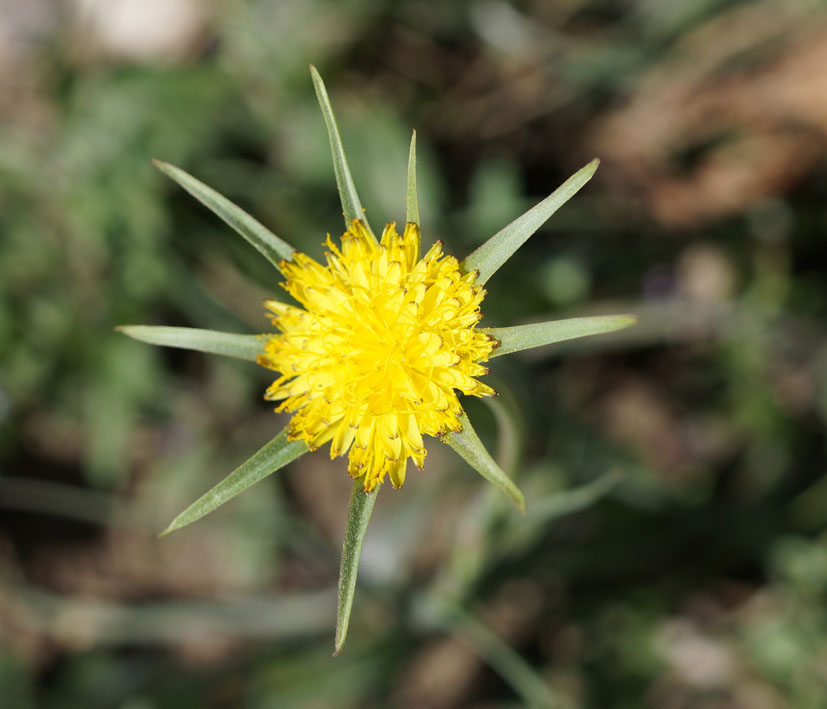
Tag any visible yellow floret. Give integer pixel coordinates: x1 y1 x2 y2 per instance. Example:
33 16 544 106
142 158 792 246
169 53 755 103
258 220 497 491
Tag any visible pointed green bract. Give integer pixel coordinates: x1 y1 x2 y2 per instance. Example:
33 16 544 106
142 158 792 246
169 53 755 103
334 481 380 655
310 66 375 241
462 159 600 285
406 130 419 226
152 160 295 268
117 325 266 362
486 314 637 358
161 430 308 536
443 413 526 513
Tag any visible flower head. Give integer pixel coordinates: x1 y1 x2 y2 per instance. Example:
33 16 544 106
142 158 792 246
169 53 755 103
258 220 496 491
120 66 635 655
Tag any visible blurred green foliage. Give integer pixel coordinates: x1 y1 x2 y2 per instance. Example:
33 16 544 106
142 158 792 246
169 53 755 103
2 0 827 707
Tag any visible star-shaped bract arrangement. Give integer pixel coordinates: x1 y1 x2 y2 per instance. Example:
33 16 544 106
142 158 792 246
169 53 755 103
119 66 636 654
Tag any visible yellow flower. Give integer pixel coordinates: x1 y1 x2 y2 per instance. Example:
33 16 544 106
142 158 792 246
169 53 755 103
258 220 496 491
119 66 635 654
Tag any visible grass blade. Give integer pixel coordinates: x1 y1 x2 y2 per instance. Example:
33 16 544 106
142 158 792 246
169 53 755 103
161 430 308 536
310 65 375 240
462 159 599 284
153 160 295 268
528 469 622 525
502 470 623 556
334 481 380 655
484 394 522 476
486 314 637 358
117 325 266 362
443 413 526 513
437 601 559 708
406 130 419 226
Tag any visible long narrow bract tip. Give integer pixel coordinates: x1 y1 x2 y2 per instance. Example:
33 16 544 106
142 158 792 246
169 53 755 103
463 159 601 284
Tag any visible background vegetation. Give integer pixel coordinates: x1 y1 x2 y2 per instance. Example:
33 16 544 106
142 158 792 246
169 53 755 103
2 0 827 706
